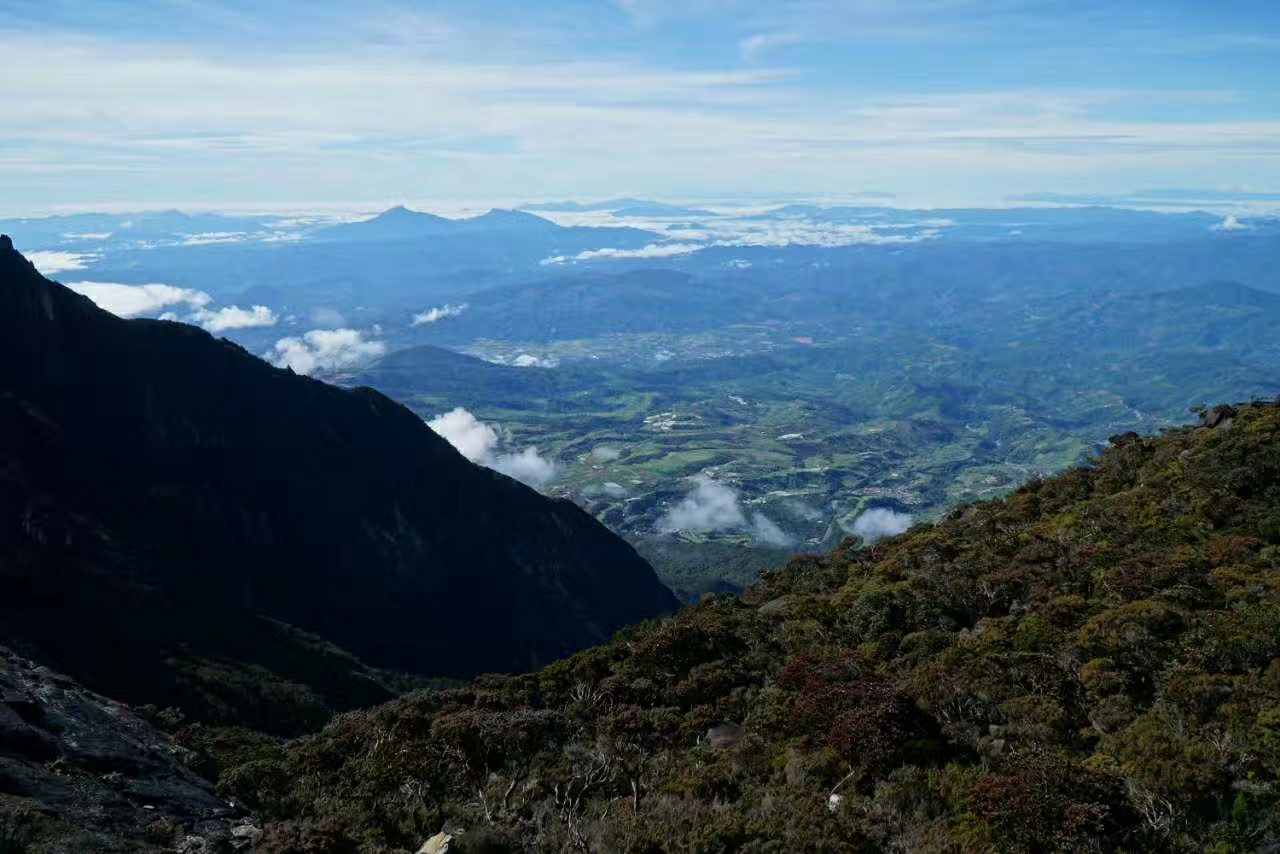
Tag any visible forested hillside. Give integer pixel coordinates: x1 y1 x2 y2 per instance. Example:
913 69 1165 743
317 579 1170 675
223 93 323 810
199 401 1280 853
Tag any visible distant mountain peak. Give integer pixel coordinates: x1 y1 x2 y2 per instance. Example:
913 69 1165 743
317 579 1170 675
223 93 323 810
1 233 13 252
476 208 542 221
374 205 445 221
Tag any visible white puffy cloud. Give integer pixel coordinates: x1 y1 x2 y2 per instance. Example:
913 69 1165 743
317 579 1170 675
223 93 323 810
427 406 558 489
64 280 279 332
412 304 467 326
65 281 212 317
427 407 501 462
659 475 794 545
660 475 747 533
271 328 387 375
193 304 278 331
852 507 913 542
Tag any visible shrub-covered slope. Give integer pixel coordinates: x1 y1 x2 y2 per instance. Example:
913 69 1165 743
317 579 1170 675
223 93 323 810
0 235 676 734
228 402 1280 852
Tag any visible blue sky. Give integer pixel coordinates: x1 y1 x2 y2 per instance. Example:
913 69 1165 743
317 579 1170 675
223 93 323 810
2 0 1279 211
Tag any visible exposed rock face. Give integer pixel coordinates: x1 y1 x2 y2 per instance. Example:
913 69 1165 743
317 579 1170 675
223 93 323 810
417 831 454 854
0 236 678 732
0 644 248 852
1199 403 1238 429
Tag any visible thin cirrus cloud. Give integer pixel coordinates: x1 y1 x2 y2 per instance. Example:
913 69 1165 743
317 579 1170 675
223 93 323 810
3 1 1280 207
739 32 801 61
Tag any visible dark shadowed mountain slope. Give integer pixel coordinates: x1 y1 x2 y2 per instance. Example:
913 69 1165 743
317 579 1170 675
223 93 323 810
0 235 676 732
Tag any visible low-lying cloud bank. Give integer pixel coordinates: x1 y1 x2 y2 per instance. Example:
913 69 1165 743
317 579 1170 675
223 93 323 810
67 281 211 317
66 281 276 333
541 216 945 266
543 243 703 265
272 328 387 376
659 475 793 546
412 304 467 326
427 406 558 490
852 507 913 542
28 251 96 275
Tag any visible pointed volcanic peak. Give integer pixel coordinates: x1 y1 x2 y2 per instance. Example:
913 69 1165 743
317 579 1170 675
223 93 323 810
0 235 677 732
454 207 563 233
316 204 454 242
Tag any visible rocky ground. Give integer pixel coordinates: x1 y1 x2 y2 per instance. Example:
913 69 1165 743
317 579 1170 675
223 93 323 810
0 644 259 852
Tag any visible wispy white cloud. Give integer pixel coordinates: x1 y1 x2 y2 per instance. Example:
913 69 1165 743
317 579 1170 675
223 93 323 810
739 32 801 61
309 306 347 328
4 4 1279 207
491 447 558 488
411 303 467 325
62 278 281 331
750 511 793 546
271 328 387 375
65 281 212 317
180 231 250 246
584 481 629 499
589 446 622 463
1213 213 1252 231
26 250 96 275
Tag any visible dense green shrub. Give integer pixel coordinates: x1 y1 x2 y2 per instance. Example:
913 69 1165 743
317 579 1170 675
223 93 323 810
215 402 1280 851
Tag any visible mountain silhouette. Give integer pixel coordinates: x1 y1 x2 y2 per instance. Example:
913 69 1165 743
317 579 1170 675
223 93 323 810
0 235 677 732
